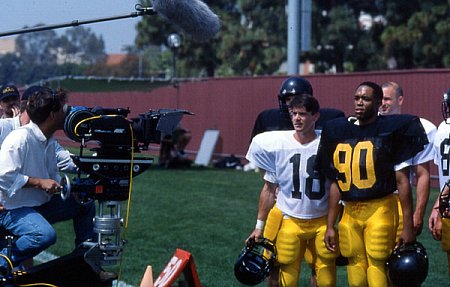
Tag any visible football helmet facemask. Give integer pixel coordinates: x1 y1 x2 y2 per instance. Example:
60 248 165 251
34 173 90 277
386 241 429 287
439 180 450 218
441 88 450 123
278 77 313 113
234 238 276 286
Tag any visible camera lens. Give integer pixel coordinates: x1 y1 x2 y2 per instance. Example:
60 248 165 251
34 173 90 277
63 106 95 142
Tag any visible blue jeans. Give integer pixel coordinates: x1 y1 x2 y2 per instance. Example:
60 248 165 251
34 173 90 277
0 195 95 267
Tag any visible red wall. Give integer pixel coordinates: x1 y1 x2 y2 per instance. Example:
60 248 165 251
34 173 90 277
58 69 450 161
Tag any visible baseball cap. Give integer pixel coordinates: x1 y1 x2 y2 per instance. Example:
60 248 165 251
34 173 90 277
0 84 20 102
22 85 43 101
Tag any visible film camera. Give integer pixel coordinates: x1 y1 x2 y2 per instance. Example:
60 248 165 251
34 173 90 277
63 105 193 201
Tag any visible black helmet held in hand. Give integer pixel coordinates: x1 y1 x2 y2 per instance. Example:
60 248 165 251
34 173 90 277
234 238 276 286
386 241 429 287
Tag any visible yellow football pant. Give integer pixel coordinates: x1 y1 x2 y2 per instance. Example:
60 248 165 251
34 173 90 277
442 217 450 275
394 194 403 242
339 194 398 287
264 209 337 287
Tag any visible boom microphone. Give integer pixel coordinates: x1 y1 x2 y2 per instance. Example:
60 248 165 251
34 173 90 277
152 0 220 42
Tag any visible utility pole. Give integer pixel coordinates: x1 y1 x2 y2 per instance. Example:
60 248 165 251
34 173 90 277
287 0 311 75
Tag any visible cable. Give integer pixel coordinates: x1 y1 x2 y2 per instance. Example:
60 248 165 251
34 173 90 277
116 122 135 287
18 283 59 287
0 253 14 273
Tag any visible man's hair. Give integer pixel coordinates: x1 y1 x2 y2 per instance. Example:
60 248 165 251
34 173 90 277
288 94 320 114
358 81 383 102
27 87 67 124
382 81 403 99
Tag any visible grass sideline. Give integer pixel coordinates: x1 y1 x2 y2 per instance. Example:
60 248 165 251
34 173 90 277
47 167 448 286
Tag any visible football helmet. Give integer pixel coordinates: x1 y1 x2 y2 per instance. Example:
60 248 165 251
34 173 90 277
278 77 313 113
439 180 450 218
386 241 429 287
441 88 450 123
234 238 276 286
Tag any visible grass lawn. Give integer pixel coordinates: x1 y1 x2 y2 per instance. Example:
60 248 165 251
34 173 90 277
47 167 448 286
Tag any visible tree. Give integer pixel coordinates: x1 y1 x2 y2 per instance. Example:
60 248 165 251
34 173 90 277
310 5 361 73
381 1 450 69
15 26 58 66
133 0 450 75
58 26 106 65
219 0 286 75
0 25 106 85
0 54 23 85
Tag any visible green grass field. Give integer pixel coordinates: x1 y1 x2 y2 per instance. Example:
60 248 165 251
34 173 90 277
47 167 449 286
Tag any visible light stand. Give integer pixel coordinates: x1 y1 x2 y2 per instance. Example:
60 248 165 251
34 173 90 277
167 33 182 80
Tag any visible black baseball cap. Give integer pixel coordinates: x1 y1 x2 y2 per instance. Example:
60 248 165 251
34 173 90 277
0 84 20 102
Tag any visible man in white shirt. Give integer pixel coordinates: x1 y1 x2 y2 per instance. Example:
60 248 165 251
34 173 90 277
246 95 337 287
379 81 436 235
0 87 94 269
0 86 77 172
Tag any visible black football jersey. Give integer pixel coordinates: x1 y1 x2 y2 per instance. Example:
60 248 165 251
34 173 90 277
317 114 429 201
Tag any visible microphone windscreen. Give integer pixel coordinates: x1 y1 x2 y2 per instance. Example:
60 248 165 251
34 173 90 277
152 0 220 42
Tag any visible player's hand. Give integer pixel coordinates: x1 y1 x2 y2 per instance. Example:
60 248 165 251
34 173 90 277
396 228 416 248
324 226 336 252
428 208 442 241
246 229 263 245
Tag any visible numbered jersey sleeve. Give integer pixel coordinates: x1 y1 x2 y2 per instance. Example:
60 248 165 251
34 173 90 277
317 115 428 201
246 131 279 173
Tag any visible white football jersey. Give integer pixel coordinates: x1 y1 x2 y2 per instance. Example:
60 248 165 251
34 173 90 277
433 120 450 189
246 130 328 219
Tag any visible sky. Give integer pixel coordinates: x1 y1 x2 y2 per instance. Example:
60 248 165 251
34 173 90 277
0 0 146 54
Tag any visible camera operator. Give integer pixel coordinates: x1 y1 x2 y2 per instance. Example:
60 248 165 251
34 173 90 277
0 87 95 271
0 86 77 172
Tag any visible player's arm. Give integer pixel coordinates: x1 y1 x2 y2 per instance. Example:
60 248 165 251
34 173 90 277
396 167 416 246
428 195 443 241
324 181 341 252
246 174 277 243
412 161 431 235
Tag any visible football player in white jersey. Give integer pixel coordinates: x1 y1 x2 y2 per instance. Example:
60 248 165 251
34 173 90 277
246 94 337 287
429 88 450 275
379 81 436 236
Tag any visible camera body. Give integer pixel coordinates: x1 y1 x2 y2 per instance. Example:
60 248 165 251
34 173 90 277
63 105 192 201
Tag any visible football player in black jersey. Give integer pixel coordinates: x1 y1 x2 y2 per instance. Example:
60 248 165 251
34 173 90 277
250 77 345 138
319 81 428 287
